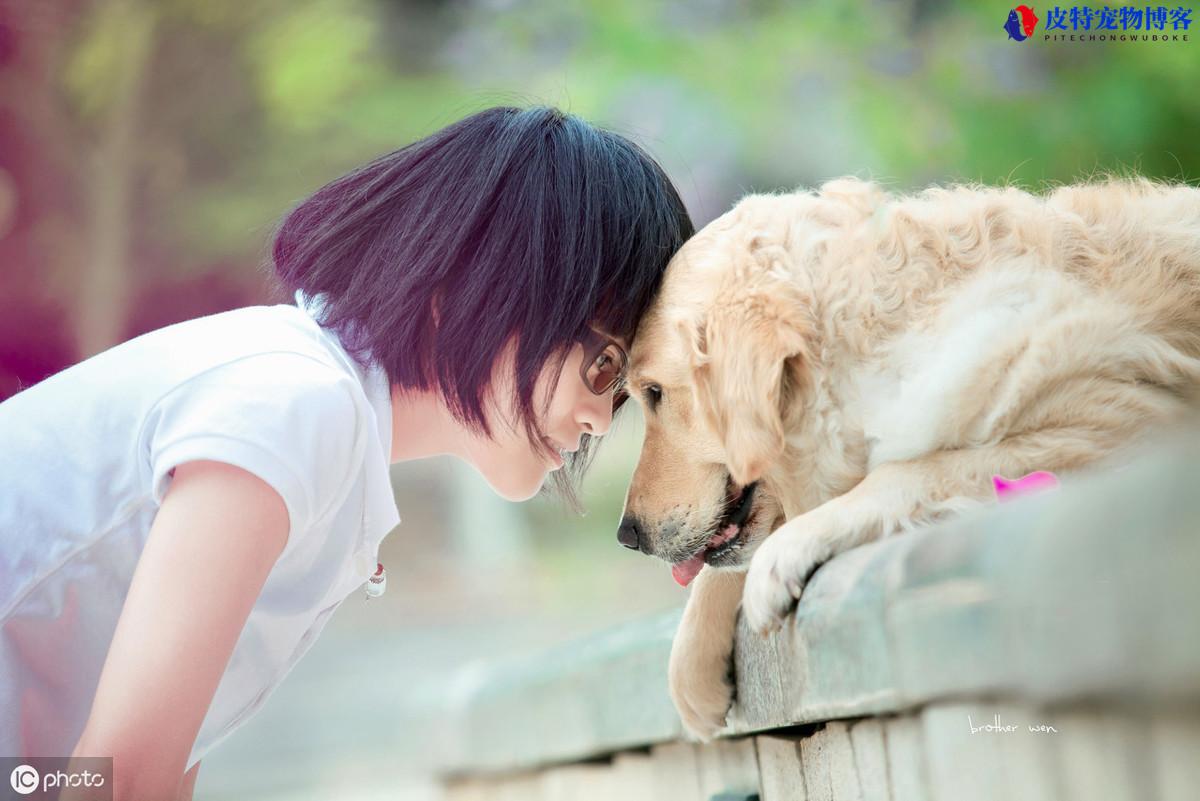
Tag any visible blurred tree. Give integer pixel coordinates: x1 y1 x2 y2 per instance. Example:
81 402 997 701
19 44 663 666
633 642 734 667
67 0 157 356
0 0 84 395
5 0 1196 393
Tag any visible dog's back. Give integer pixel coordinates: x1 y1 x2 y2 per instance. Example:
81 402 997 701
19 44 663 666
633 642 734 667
847 177 1200 397
803 176 1200 472
1043 179 1200 361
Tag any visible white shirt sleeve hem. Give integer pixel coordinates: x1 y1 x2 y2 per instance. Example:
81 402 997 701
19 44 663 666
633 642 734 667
150 433 313 547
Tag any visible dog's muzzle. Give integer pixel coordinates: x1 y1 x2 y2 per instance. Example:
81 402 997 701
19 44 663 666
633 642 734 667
617 516 650 553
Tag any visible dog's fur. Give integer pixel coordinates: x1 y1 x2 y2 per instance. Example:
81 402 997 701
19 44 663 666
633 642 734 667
618 176 1200 739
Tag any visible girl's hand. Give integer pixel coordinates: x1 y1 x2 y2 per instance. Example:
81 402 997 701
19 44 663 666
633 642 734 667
69 460 290 801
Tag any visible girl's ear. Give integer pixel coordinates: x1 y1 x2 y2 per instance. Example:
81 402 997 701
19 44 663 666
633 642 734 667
688 265 813 486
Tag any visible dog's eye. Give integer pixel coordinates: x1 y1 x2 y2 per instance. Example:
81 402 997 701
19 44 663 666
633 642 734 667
643 384 663 411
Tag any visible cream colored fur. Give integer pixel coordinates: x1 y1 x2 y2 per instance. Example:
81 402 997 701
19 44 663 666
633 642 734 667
620 175 1200 739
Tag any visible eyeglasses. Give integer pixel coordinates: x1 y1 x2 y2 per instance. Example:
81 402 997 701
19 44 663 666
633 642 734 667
577 329 629 411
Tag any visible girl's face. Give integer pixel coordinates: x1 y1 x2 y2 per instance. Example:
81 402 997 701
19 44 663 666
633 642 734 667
464 331 627 501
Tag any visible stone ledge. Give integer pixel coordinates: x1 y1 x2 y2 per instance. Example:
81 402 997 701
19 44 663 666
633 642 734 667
431 422 1200 777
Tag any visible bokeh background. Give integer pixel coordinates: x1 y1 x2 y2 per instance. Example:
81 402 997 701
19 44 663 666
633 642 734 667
1 0 1196 798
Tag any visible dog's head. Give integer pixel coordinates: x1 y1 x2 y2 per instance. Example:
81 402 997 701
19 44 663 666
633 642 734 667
617 199 816 586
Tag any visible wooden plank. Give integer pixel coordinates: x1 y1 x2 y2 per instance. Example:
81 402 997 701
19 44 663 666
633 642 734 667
799 725 835 801
990 705 1057 801
848 719 890 801
494 771 546 801
610 752 660 801
1149 713 1200 801
697 736 762 799
756 735 807 801
922 703 1010 801
824 722 865 801
1050 709 1151 801
441 778 489 801
648 741 705 801
538 763 613 801
882 714 928 801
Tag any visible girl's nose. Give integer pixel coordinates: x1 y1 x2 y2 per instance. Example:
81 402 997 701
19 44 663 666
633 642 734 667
577 390 614 438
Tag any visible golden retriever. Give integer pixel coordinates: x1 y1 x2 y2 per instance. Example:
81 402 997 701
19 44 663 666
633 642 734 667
615 175 1200 739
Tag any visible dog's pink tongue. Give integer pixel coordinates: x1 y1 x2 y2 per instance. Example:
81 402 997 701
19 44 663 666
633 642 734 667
671 555 706 587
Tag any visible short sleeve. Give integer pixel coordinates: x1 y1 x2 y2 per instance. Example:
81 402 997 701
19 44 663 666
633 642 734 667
144 353 365 546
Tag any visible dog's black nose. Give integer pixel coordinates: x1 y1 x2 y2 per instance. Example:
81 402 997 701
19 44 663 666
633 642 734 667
617 516 643 551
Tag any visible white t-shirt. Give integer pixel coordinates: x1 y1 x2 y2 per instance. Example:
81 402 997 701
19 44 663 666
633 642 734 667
0 291 400 770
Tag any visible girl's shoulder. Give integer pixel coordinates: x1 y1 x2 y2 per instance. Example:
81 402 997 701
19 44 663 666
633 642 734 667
3 303 342 411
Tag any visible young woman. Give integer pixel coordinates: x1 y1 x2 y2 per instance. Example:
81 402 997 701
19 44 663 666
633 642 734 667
0 105 694 800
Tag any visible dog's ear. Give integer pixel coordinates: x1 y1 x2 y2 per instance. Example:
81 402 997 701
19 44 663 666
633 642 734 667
685 256 813 486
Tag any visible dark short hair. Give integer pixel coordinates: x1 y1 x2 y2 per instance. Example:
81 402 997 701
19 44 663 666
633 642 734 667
270 105 694 509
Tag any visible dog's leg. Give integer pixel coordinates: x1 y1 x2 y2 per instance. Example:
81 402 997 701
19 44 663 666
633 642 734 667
741 423 1156 635
669 565 746 740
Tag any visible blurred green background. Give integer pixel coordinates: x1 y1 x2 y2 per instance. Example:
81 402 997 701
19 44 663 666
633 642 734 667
1 0 1196 798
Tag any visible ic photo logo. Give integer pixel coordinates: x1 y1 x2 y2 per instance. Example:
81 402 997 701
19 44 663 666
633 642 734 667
9 764 39 795
2 757 112 800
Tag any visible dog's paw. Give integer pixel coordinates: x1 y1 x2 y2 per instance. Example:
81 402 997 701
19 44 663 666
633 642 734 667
742 525 825 636
668 625 736 741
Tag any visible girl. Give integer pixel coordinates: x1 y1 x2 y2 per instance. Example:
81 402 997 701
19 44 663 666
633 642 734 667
0 105 694 800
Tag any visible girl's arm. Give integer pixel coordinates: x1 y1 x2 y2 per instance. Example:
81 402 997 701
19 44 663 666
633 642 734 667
178 760 201 801
69 459 290 801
